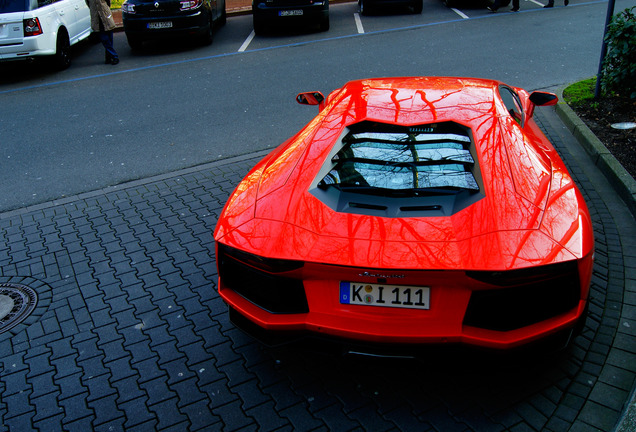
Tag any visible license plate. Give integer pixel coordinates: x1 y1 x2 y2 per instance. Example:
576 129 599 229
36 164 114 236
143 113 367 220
148 21 173 29
340 282 430 310
279 9 303 16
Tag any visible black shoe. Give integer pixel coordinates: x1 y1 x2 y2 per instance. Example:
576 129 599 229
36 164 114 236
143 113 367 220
110 57 119 65
564 0 568 5
543 2 553 7
510 6 519 11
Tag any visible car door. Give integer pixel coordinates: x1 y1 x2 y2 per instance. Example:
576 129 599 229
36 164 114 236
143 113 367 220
68 0 90 42
51 0 77 37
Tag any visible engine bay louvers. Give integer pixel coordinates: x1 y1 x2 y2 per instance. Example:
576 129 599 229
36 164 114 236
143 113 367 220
311 121 485 217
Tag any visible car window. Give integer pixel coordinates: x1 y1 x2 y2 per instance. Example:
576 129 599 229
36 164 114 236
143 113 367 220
318 122 479 195
499 86 524 127
0 0 32 12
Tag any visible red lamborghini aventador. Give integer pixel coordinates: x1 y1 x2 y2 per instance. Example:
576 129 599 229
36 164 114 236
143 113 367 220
214 77 594 352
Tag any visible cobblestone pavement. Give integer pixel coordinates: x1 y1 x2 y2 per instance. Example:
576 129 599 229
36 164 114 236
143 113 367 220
0 106 634 431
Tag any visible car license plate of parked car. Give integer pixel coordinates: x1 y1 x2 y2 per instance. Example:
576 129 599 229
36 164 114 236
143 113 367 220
340 282 430 310
279 9 303 16
148 21 172 29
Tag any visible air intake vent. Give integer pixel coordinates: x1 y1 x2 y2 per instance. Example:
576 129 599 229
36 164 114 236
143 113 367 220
400 205 442 212
349 202 388 211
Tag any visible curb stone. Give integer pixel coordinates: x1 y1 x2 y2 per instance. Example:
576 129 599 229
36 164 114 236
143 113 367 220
555 86 636 432
555 86 636 218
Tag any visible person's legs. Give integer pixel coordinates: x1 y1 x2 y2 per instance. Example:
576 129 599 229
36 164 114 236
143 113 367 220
100 30 119 64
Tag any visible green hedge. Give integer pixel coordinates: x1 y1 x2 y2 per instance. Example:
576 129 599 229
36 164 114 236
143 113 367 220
601 6 636 99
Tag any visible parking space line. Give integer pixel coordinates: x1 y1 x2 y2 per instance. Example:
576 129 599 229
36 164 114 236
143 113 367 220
451 8 469 19
239 30 256 52
0 1 606 96
528 0 545 6
354 13 364 33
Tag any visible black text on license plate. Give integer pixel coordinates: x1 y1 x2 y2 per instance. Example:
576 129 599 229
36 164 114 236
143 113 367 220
279 9 303 16
340 282 430 310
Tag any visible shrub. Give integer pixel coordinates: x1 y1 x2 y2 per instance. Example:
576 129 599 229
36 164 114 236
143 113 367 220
601 6 636 99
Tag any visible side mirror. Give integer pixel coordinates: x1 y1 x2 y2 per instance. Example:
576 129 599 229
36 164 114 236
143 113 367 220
529 91 558 106
296 91 325 109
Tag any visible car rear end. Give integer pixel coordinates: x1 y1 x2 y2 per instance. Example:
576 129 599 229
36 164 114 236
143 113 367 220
0 0 53 61
252 0 329 33
217 242 592 351
122 0 212 43
359 0 423 15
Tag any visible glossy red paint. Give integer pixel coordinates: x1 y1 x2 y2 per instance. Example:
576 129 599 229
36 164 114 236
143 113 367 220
214 77 594 350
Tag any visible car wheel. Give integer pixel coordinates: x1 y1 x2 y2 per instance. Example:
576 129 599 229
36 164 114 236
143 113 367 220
319 16 329 32
253 14 265 35
52 29 71 70
413 0 423 13
359 0 372 15
127 35 143 50
201 17 214 45
219 4 227 26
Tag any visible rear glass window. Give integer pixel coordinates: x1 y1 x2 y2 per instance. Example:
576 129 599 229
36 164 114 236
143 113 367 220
0 0 32 12
318 122 479 195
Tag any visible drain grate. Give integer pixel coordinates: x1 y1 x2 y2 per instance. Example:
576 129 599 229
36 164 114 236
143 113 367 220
0 283 39 334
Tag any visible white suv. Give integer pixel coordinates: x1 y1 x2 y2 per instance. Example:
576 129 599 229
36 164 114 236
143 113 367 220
0 0 91 69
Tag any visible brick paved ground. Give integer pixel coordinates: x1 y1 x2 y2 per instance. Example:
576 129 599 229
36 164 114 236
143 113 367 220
0 106 634 431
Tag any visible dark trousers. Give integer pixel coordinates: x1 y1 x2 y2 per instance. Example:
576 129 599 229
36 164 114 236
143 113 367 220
98 19 118 60
100 30 118 59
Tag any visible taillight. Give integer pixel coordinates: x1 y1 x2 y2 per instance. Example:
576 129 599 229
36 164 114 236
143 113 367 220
180 0 202 10
217 243 308 314
463 261 581 331
23 18 43 37
218 243 304 274
121 1 136 13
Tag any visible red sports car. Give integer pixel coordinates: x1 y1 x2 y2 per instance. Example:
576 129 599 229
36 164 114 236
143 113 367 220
214 77 594 352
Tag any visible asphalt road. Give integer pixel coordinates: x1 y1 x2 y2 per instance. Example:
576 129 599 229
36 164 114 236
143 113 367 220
0 0 630 213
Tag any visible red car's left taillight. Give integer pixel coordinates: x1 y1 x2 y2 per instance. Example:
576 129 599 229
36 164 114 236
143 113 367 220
216 243 308 314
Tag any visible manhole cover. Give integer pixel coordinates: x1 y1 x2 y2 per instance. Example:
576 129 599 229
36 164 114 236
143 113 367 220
0 283 38 334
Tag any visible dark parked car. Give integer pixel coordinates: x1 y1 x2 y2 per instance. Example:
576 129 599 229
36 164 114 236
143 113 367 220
359 0 423 14
252 0 329 35
121 0 226 49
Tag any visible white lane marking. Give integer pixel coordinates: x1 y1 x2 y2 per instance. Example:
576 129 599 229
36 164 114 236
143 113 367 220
239 30 256 52
354 12 364 33
451 8 469 19
529 0 544 6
